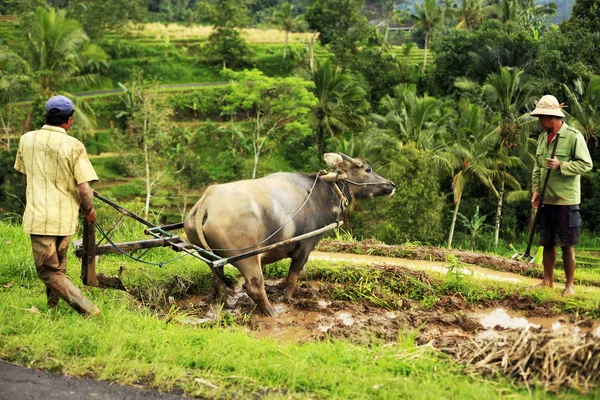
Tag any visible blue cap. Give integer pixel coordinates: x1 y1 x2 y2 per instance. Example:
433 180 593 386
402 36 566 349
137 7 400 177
45 95 74 113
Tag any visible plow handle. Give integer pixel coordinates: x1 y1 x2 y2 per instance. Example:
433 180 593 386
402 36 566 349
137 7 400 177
81 220 98 286
524 133 561 257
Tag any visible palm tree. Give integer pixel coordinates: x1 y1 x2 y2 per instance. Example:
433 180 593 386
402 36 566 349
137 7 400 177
0 7 107 129
311 60 370 155
494 0 556 29
454 0 500 29
563 76 600 144
381 0 403 43
410 0 444 73
480 66 539 248
437 100 520 248
271 2 303 59
367 84 450 154
496 0 522 23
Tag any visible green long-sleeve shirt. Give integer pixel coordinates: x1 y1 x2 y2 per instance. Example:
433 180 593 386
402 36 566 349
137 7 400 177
532 122 593 205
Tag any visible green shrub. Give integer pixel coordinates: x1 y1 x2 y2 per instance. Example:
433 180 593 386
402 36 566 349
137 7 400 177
103 179 146 198
167 88 227 121
252 52 296 77
87 96 126 129
349 144 445 244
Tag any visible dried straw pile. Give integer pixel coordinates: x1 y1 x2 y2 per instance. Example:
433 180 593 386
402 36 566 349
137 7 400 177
443 327 600 392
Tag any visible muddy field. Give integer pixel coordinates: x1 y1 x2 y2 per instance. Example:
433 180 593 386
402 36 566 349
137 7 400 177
162 263 600 393
170 275 593 345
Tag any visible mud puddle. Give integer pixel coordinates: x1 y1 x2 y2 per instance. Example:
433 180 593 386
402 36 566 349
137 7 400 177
472 307 594 333
169 278 597 346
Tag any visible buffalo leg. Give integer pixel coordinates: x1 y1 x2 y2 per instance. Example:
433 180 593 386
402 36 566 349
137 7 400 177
284 251 311 301
235 257 276 317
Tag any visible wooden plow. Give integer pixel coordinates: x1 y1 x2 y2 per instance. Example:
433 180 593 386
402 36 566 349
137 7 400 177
73 191 342 291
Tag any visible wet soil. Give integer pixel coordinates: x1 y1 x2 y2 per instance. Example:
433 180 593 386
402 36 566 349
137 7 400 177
168 276 596 347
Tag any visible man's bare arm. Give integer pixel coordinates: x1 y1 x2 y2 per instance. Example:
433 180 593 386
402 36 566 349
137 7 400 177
78 182 96 223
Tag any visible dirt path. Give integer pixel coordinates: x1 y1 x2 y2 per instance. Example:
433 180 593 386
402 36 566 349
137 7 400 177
0 361 186 400
309 251 600 294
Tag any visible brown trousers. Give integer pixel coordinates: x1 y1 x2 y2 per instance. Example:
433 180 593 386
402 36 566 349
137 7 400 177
30 235 96 314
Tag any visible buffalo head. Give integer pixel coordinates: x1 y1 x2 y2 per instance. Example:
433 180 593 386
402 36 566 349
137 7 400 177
324 153 396 199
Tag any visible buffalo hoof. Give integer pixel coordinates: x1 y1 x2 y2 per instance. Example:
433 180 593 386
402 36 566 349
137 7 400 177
260 304 277 317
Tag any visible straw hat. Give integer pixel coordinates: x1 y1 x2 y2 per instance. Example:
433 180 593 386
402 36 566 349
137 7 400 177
530 95 565 118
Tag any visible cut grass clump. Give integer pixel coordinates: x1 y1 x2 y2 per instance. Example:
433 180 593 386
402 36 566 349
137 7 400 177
445 327 600 393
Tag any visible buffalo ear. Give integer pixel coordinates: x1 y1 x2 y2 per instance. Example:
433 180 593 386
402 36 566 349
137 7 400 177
324 153 344 170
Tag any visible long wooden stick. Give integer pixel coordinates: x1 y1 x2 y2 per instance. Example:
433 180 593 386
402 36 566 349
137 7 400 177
81 221 98 286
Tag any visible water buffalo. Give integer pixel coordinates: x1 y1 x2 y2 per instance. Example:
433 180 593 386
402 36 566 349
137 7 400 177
184 153 395 316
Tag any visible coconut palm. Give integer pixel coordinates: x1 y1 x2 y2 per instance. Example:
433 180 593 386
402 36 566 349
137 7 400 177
366 84 450 155
495 0 522 23
454 0 500 29
562 76 600 144
480 66 539 248
311 60 370 156
381 0 403 43
494 0 556 29
271 2 303 59
410 0 445 73
437 100 521 248
0 7 107 129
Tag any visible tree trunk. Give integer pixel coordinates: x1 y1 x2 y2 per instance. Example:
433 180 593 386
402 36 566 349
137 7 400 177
422 31 429 74
283 30 289 59
180 192 188 222
384 21 390 42
143 139 151 220
305 36 315 72
316 125 325 158
447 193 462 249
494 181 505 248
252 151 259 179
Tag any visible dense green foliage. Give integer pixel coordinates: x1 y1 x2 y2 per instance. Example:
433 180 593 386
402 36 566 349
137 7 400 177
1 0 600 244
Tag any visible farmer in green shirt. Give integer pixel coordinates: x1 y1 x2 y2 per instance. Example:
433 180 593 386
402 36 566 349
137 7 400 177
530 95 593 296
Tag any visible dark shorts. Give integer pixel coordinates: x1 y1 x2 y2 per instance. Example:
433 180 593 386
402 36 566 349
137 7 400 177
538 204 581 247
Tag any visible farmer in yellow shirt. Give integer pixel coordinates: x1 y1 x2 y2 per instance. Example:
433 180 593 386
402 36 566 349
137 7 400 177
14 95 100 317
530 95 593 296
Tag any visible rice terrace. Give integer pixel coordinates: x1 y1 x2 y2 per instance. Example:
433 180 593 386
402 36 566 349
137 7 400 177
2 0 600 399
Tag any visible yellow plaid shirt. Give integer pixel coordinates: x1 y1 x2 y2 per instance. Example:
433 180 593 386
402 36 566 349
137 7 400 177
14 125 98 236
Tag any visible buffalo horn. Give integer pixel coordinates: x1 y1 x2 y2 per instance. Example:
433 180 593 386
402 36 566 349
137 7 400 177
339 153 363 168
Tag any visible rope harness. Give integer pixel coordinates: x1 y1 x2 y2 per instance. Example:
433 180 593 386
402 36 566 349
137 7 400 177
94 169 353 265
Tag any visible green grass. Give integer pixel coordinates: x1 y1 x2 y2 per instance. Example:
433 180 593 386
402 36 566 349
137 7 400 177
1 221 599 398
